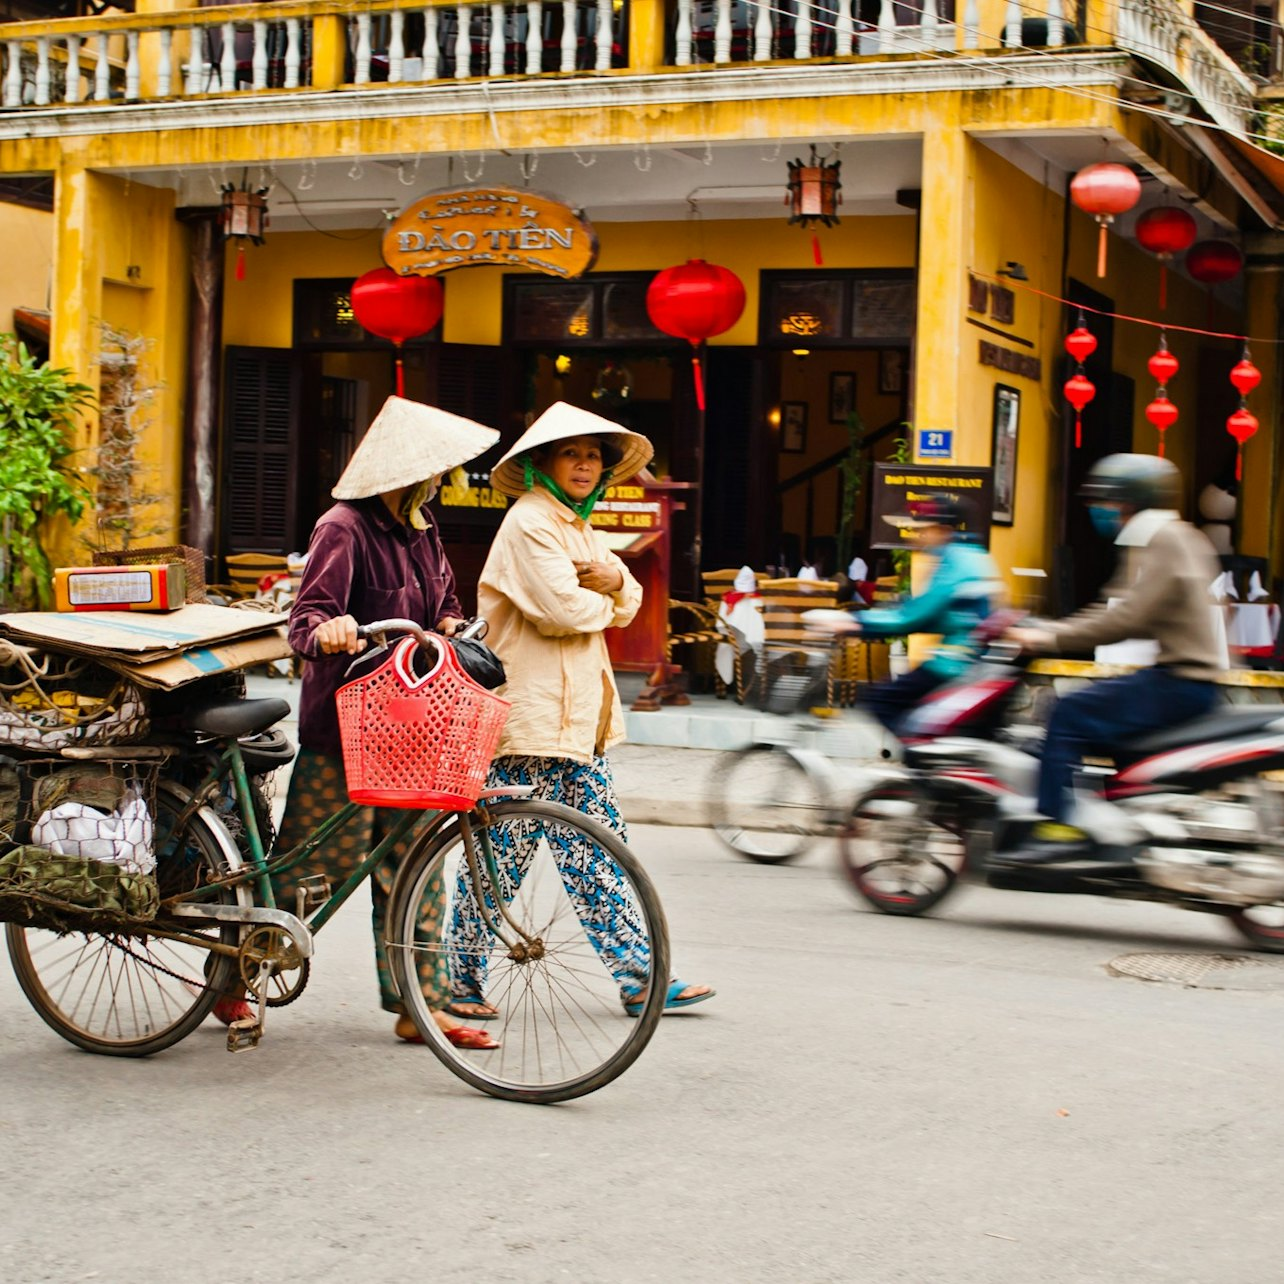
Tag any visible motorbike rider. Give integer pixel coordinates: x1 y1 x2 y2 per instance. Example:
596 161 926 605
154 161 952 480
1007 453 1222 864
840 493 1005 733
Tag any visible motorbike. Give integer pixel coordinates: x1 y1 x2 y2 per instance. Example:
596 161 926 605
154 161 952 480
840 638 1284 951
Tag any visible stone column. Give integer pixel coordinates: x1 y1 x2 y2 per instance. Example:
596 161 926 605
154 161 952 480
177 208 224 555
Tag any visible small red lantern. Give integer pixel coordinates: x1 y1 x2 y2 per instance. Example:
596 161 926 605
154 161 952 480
1065 326 1098 364
1145 394 1179 458
1070 163 1141 278
1135 206 1197 309
1064 373 1096 449
1148 345 1179 387
350 268 444 396
1186 240 1243 286
1227 408 1260 480
1230 357 1261 397
646 259 746 411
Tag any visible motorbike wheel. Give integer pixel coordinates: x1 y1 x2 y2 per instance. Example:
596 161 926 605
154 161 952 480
839 781 969 916
1227 905 1284 953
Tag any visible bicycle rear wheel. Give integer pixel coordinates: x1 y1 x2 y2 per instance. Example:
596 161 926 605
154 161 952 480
709 744 826 864
387 799 670 1104
6 783 242 1056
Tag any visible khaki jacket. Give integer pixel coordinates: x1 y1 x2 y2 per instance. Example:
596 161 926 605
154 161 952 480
478 487 642 762
1047 509 1223 680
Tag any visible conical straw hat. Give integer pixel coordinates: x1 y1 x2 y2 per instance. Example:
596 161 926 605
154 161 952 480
332 396 500 499
489 402 653 499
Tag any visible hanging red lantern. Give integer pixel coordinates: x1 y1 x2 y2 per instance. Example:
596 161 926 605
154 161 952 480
1135 207 1197 309
1064 372 1096 449
1227 408 1260 480
350 268 444 396
1186 240 1243 286
1230 357 1261 397
1145 394 1179 458
1147 345 1179 387
1064 326 1098 364
1070 163 1141 278
646 259 746 411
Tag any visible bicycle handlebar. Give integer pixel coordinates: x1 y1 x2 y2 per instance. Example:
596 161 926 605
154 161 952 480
357 617 489 649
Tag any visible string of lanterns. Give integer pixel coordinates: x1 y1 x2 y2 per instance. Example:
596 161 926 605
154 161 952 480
1144 336 1179 458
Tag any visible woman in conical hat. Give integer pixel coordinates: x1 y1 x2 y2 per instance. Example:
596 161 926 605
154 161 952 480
443 402 715 1021
217 395 504 1049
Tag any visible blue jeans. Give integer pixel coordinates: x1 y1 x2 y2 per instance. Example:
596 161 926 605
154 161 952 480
857 665 948 734
1037 669 1218 822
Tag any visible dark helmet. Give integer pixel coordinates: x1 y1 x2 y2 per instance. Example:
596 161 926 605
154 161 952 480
906 493 966 527
1080 453 1181 511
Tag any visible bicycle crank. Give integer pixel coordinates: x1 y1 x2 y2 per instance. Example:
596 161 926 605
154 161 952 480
237 925 310 1007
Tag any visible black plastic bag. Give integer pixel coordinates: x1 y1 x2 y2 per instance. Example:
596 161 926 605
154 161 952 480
450 636 506 690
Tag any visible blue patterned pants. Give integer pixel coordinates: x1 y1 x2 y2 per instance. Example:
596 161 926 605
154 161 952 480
447 753 651 1000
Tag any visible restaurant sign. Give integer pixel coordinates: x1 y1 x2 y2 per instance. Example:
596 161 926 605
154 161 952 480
383 187 599 279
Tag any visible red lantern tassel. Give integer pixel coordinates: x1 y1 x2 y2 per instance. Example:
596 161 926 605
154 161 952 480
1236 449 1243 482
1158 263 1167 311
691 352 706 412
394 346 405 397
235 242 246 281
812 235 823 266
1157 433 1165 459
1075 413 1081 449
1096 223 1108 278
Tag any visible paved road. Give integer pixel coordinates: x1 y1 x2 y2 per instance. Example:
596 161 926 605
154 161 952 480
2 825 1282 1283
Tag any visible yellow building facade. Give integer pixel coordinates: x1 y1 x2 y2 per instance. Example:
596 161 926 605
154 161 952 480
2 0 1283 608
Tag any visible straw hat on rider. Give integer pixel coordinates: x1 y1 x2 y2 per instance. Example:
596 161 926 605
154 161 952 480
489 402 653 500
331 395 500 500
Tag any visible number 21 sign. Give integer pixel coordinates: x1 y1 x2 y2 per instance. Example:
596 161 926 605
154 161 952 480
917 429 954 459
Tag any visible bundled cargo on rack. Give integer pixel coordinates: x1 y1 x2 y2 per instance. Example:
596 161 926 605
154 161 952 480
0 759 161 930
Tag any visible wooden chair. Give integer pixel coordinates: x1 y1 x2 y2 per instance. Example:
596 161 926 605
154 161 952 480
700 568 757 702
755 576 841 710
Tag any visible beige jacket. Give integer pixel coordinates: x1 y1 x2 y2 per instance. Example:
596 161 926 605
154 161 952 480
478 487 643 762
1047 509 1223 680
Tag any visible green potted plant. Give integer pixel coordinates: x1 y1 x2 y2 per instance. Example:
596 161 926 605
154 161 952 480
0 336 92 609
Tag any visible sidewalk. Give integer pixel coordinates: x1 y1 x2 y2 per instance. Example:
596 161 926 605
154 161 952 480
244 669 891 828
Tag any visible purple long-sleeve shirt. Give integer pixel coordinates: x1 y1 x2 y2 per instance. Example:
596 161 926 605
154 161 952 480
288 498 462 756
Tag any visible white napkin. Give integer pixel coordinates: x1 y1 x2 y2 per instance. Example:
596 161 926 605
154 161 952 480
1210 571 1230 601
1249 570 1269 602
848 556 868 581
797 564 819 582
733 565 756 593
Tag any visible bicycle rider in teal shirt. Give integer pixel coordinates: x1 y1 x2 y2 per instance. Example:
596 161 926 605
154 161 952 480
842 493 1004 733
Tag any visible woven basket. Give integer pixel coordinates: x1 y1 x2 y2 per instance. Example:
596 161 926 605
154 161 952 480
92 544 207 604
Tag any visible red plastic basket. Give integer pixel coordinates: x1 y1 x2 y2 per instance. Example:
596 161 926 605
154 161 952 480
335 635 509 810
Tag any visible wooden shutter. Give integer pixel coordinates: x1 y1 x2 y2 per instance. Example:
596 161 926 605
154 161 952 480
221 346 298 557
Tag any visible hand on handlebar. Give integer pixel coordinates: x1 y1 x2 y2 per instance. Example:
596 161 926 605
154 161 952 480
313 614 367 655
1006 626 1055 654
436 616 465 637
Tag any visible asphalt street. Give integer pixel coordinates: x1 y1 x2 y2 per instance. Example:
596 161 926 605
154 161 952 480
2 823 1283 1283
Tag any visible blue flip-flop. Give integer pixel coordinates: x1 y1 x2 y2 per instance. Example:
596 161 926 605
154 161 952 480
622 978 716 1017
444 996 499 1021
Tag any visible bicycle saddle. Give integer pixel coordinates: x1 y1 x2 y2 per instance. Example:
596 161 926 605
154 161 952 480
185 697 291 738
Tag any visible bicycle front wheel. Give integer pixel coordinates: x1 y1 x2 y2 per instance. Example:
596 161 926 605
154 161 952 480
709 744 826 864
6 783 243 1057
387 799 670 1104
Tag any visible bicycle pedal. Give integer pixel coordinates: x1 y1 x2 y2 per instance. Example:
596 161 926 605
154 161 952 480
226 1017 264 1053
296 876 331 917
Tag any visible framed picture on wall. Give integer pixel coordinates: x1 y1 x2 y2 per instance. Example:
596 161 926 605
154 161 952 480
879 348 906 394
991 384 1020 525
829 372 856 424
781 402 808 453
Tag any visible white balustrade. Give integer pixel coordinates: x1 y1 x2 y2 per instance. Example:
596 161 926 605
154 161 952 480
423 6 439 77
125 29 139 98
456 4 472 77
220 20 235 89
284 17 300 87
157 28 172 96
962 0 980 48
34 34 49 104
526 0 542 73
595 0 611 69
754 0 773 60
390 9 406 79
1004 0 1021 47
1046 0 1064 45
95 32 110 100
65 33 81 102
488 3 503 74
835 0 853 56
877 0 895 52
714 0 731 63
355 12 372 82
920 0 938 45
251 20 267 88
675 0 693 64
794 0 811 57
560 0 577 70
4 40 20 107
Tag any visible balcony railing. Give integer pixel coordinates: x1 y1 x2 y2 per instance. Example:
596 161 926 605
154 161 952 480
0 0 1256 132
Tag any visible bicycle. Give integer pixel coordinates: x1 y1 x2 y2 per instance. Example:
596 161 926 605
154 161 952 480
3 619 671 1104
707 637 898 864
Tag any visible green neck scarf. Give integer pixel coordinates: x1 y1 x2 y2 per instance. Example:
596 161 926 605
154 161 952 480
523 456 612 520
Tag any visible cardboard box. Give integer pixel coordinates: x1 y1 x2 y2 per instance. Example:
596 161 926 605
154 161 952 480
54 562 187 613
114 627 295 689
